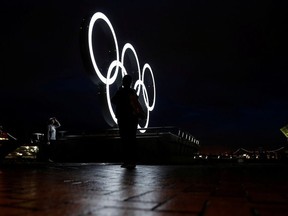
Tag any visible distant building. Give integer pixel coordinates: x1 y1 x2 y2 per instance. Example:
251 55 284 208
233 146 288 160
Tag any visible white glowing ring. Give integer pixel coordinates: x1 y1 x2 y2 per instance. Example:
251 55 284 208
88 12 156 133
142 63 156 111
106 60 127 124
121 43 142 94
134 80 150 132
88 12 119 85
134 79 149 109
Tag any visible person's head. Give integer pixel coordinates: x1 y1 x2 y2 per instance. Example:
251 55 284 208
122 75 132 88
49 117 55 124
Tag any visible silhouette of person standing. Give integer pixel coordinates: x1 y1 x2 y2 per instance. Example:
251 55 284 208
112 75 145 169
46 117 61 162
47 117 61 143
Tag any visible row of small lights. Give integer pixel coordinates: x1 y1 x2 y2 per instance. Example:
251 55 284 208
178 130 200 145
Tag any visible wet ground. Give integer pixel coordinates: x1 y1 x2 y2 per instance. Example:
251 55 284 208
0 162 288 216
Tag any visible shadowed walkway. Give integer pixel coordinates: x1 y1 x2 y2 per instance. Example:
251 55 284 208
0 162 288 215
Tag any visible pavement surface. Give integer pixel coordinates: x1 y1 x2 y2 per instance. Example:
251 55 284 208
0 162 288 216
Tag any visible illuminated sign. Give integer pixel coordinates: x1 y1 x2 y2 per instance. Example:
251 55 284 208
83 12 156 133
280 124 288 138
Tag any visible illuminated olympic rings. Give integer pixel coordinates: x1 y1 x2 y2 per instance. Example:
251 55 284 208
88 12 156 133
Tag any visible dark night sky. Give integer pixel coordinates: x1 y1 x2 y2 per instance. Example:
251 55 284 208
0 0 288 152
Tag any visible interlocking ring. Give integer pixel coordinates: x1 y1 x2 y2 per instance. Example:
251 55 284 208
87 12 156 133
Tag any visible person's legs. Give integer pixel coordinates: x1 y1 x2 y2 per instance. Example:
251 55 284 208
118 118 138 168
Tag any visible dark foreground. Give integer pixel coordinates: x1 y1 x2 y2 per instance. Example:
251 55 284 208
0 162 288 216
